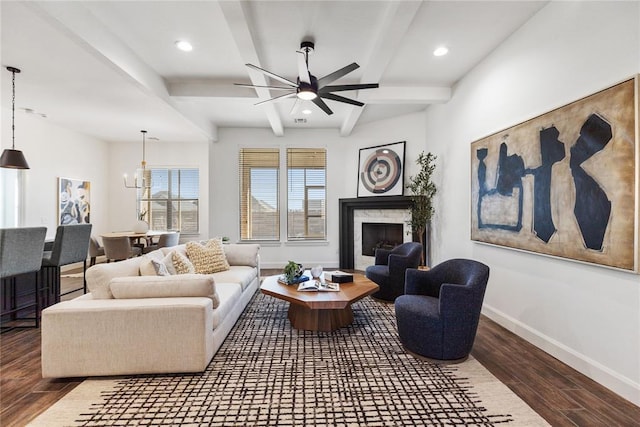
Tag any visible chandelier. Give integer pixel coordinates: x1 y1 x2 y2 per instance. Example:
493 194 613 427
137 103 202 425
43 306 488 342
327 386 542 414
123 130 151 189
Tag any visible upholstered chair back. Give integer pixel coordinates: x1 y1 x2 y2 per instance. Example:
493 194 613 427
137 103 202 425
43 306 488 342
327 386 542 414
42 224 92 268
158 232 180 248
102 236 140 261
0 227 47 278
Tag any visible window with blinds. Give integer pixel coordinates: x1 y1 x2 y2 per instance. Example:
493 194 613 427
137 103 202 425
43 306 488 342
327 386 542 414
139 168 199 234
239 148 280 241
287 148 326 240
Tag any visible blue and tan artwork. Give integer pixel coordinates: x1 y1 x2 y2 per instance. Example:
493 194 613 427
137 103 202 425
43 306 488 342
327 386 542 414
471 78 637 272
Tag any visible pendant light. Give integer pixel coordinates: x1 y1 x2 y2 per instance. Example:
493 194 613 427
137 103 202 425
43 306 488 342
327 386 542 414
123 130 150 189
0 66 30 169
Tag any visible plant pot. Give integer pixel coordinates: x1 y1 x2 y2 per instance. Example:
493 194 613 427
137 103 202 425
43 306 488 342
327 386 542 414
133 220 149 233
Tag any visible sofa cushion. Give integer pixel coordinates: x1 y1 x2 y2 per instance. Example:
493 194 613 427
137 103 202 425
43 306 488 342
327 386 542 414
223 244 260 267
86 256 143 299
211 282 242 330
172 251 195 274
109 274 220 308
186 239 229 274
212 266 257 291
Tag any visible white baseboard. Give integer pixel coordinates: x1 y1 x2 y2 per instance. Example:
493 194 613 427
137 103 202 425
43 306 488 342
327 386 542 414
481 304 640 406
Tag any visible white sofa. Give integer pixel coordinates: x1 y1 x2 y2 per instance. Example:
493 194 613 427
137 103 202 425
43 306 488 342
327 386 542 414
41 242 260 378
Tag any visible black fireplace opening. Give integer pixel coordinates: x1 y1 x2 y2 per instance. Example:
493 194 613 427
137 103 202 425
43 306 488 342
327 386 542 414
362 223 403 256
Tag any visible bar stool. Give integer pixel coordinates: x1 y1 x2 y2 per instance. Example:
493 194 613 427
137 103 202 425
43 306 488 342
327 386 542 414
0 227 47 330
40 224 92 306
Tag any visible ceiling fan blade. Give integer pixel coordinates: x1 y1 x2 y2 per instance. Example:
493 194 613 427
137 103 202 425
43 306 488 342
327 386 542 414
319 83 379 93
321 92 364 107
290 98 301 115
317 63 359 88
245 64 298 87
235 83 296 91
312 97 333 115
254 92 297 106
297 52 311 84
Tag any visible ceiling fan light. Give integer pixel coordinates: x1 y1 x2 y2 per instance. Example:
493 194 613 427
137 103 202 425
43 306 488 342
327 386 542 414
297 90 317 101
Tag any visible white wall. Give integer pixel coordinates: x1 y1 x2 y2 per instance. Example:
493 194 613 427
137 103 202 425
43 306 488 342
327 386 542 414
424 1 640 404
1 108 109 239
107 138 210 239
210 111 426 268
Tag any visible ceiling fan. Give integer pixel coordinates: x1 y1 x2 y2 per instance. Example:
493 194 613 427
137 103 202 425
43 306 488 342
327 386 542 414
235 41 379 115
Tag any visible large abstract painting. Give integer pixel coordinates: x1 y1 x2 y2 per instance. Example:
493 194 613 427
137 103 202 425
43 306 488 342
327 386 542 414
471 78 638 272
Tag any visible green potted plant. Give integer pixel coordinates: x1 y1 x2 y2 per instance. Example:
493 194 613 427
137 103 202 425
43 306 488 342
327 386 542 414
406 152 437 266
283 260 303 284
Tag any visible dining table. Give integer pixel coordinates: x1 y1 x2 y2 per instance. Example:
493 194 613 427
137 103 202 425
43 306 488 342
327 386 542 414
100 230 166 248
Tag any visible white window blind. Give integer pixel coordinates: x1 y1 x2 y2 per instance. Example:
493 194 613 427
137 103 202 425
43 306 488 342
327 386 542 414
139 168 199 234
287 148 326 240
239 148 280 241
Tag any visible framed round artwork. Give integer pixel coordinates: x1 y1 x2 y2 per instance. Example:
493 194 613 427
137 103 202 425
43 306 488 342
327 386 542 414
357 141 405 197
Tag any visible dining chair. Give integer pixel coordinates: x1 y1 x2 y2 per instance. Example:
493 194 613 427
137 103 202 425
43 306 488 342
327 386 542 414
102 235 142 262
88 235 105 266
40 224 92 304
1 227 47 330
142 232 180 254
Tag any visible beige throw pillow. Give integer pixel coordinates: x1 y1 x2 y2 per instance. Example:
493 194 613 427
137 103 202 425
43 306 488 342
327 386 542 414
139 258 158 276
186 239 230 274
172 250 195 274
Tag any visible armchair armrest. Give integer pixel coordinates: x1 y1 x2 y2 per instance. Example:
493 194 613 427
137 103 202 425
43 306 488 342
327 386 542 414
374 248 392 266
404 268 442 297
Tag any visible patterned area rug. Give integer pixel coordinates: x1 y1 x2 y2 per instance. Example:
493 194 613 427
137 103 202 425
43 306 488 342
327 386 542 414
30 293 548 426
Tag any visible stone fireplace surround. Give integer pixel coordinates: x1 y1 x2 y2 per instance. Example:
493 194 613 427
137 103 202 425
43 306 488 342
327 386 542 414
339 196 418 270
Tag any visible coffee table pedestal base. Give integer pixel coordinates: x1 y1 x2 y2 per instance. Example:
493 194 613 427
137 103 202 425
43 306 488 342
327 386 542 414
288 304 354 332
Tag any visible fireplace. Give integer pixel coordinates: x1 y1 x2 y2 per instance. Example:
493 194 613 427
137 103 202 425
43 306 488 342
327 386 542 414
339 196 424 269
361 223 404 256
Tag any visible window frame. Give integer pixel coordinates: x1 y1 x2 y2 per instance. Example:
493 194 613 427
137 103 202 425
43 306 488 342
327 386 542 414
286 148 327 241
138 167 199 235
239 148 280 242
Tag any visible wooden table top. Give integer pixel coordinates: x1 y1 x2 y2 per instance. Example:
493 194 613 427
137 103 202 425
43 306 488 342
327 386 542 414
101 230 167 239
260 272 379 310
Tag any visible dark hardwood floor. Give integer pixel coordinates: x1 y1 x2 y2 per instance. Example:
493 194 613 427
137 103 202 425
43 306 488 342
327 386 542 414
1 271 639 426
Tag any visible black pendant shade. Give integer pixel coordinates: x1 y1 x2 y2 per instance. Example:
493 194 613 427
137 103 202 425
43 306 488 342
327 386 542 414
0 148 29 169
1 66 30 169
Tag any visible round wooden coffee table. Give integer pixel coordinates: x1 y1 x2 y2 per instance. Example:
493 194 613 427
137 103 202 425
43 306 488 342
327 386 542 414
260 273 379 332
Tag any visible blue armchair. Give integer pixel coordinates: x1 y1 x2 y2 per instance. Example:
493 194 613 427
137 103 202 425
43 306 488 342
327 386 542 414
365 242 423 301
394 258 490 363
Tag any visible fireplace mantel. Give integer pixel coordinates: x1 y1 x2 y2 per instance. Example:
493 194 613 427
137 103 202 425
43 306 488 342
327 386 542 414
339 196 414 269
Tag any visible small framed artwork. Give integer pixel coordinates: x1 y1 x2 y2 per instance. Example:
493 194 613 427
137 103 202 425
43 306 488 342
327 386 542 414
357 141 406 197
58 177 91 225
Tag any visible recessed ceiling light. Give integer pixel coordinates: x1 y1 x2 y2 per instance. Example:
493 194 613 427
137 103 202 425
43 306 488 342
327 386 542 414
302 109 312 115
433 46 448 57
175 40 193 52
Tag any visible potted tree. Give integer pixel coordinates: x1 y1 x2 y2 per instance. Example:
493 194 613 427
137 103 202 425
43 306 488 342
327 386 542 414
406 151 437 266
